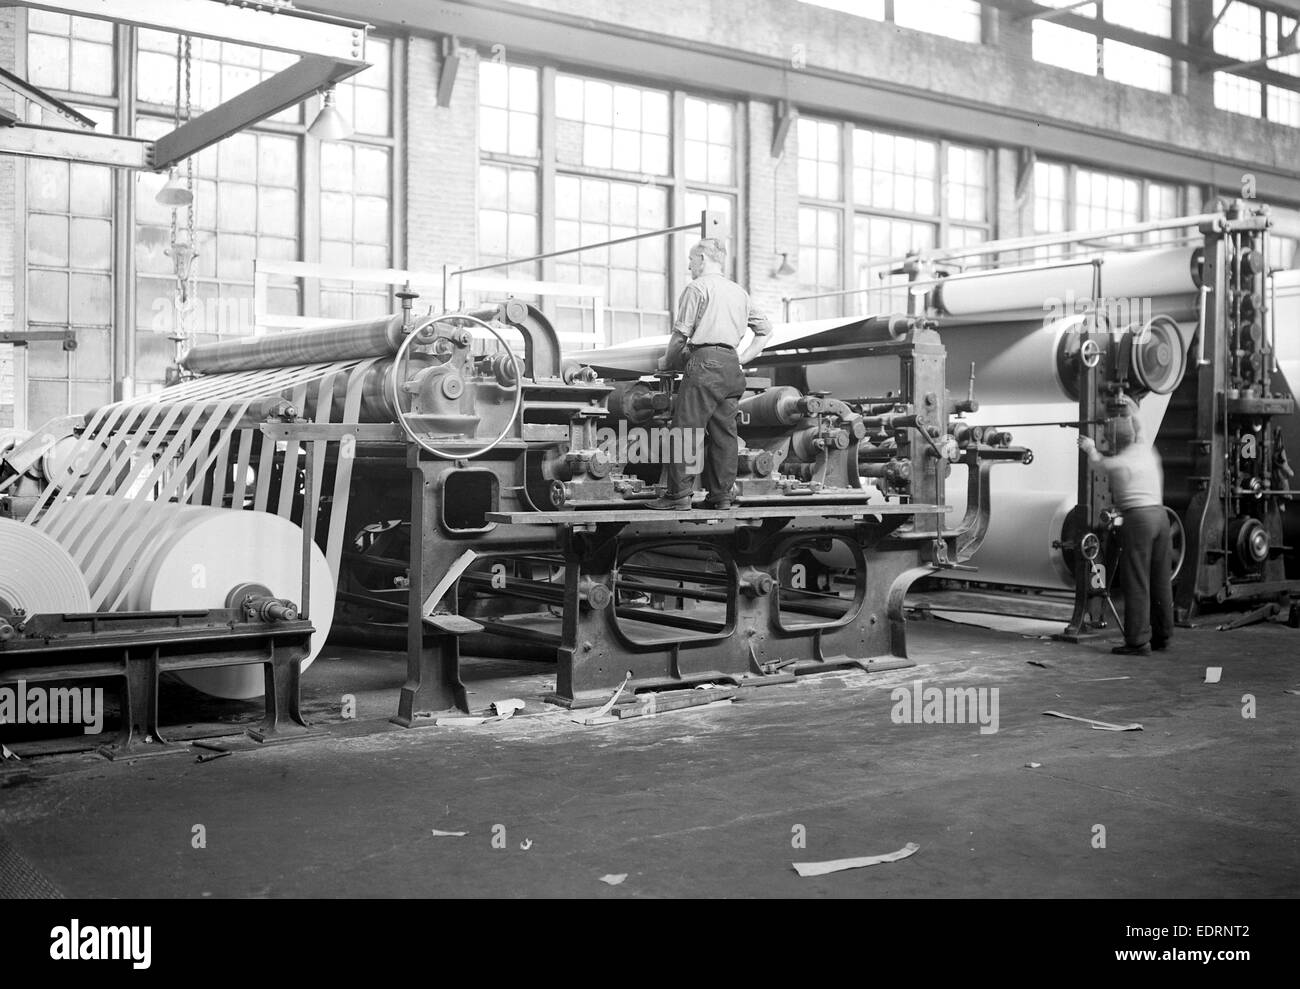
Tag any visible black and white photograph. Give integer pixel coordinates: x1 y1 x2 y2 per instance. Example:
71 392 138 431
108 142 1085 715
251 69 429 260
0 0 1294 952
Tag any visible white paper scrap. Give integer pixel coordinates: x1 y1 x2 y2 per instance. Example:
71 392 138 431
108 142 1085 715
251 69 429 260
572 672 633 726
599 874 627 886
1043 711 1143 732
793 841 919 878
430 829 468 837
1204 667 1222 684
492 698 525 717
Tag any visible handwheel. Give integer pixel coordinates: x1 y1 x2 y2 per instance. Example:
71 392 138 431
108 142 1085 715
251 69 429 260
388 313 524 460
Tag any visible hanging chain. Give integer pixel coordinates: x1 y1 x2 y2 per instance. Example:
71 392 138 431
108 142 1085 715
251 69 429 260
169 35 199 362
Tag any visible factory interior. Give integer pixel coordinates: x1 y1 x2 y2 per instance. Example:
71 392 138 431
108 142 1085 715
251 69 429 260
0 0 1297 917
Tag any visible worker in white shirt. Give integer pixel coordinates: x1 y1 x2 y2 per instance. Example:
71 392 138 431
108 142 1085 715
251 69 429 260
1078 406 1174 656
646 238 772 510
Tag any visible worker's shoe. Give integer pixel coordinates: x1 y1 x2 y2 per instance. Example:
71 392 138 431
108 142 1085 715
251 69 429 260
645 495 692 511
1151 639 1170 652
703 497 734 511
1111 643 1151 656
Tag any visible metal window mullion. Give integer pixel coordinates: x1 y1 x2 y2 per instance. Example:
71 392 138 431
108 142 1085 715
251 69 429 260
669 89 687 314
839 121 853 309
539 65 557 287
13 10 31 427
114 22 135 399
390 35 408 277
302 125 321 320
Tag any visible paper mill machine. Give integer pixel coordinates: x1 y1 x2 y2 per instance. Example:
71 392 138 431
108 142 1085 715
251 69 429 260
811 200 1300 631
3 279 1033 732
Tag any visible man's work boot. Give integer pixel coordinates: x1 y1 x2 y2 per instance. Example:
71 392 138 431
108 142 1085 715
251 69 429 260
645 495 692 511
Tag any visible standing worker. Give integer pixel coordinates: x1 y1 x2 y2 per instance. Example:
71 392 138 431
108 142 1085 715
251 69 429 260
646 238 773 511
1077 404 1174 655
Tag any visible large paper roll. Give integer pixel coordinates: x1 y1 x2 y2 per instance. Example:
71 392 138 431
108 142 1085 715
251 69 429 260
946 393 1173 588
50 502 334 700
0 517 91 617
935 247 1200 323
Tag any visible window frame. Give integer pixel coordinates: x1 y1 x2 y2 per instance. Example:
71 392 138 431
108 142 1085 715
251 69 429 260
474 55 747 343
11 11 406 420
795 113 995 317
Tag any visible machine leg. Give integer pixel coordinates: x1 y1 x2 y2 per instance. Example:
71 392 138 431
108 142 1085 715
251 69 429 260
392 617 474 726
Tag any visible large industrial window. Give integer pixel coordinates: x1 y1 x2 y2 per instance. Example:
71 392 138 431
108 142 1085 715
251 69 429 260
1213 1 1300 123
18 12 400 417
474 59 742 345
22 13 116 423
795 0 982 44
1031 1 1175 94
1032 160 1185 259
795 115 992 318
319 38 396 320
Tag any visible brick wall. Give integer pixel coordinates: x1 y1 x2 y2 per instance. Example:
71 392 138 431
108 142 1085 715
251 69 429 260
745 99 799 319
405 35 479 305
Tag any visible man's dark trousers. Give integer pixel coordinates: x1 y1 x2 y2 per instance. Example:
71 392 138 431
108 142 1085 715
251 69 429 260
662 345 745 502
1118 505 1175 647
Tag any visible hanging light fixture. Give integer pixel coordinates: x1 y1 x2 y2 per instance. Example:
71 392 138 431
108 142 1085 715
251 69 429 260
773 251 797 277
309 87 352 142
155 166 193 207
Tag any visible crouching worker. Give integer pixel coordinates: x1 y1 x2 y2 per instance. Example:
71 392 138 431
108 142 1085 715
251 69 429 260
646 238 773 511
1077 405 1174 656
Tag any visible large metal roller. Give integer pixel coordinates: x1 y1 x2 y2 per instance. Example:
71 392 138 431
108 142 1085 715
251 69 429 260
182 314 411 373
738 386 822 427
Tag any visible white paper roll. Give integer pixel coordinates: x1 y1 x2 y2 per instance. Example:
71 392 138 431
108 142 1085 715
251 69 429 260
48 502 333 700
0 517 92 617
935 247 1200 322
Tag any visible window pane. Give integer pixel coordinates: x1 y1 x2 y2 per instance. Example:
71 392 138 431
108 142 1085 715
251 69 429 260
798 117 840 200
893 0 982 43
1033 21 1098 75
1215 73 1263 116
1104 40 1172 93
478 61 538 156
795 206 841 319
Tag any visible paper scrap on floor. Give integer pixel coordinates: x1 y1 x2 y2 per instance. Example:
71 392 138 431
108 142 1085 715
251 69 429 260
1043 711 1142 731
793 841 920 878
434 698 526 727
430 829 467 837
1204 667 1223 684
599 874 627 886
571 673 633 726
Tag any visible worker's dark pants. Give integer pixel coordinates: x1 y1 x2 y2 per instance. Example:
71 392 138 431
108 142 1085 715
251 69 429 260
662 346 745 502
1118 505 1175 647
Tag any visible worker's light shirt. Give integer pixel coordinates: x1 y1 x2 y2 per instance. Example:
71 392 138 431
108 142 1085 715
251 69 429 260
674 273 773 348
1103 444 1164 511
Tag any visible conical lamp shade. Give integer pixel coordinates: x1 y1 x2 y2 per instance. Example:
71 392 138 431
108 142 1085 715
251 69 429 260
309 90 352 142
156 168 193 207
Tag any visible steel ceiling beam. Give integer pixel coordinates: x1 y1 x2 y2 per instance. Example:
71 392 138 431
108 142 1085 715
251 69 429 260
25 0 368 61
150 53 366 169
6 2 373 170
0 65 96 129
0 122 153 168
1017 0 1096 23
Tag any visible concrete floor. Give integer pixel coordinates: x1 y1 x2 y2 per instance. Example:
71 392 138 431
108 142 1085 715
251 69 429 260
1 613 1297 898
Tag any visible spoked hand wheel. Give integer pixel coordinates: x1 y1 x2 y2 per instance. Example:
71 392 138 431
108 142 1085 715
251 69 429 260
388 313 524 460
